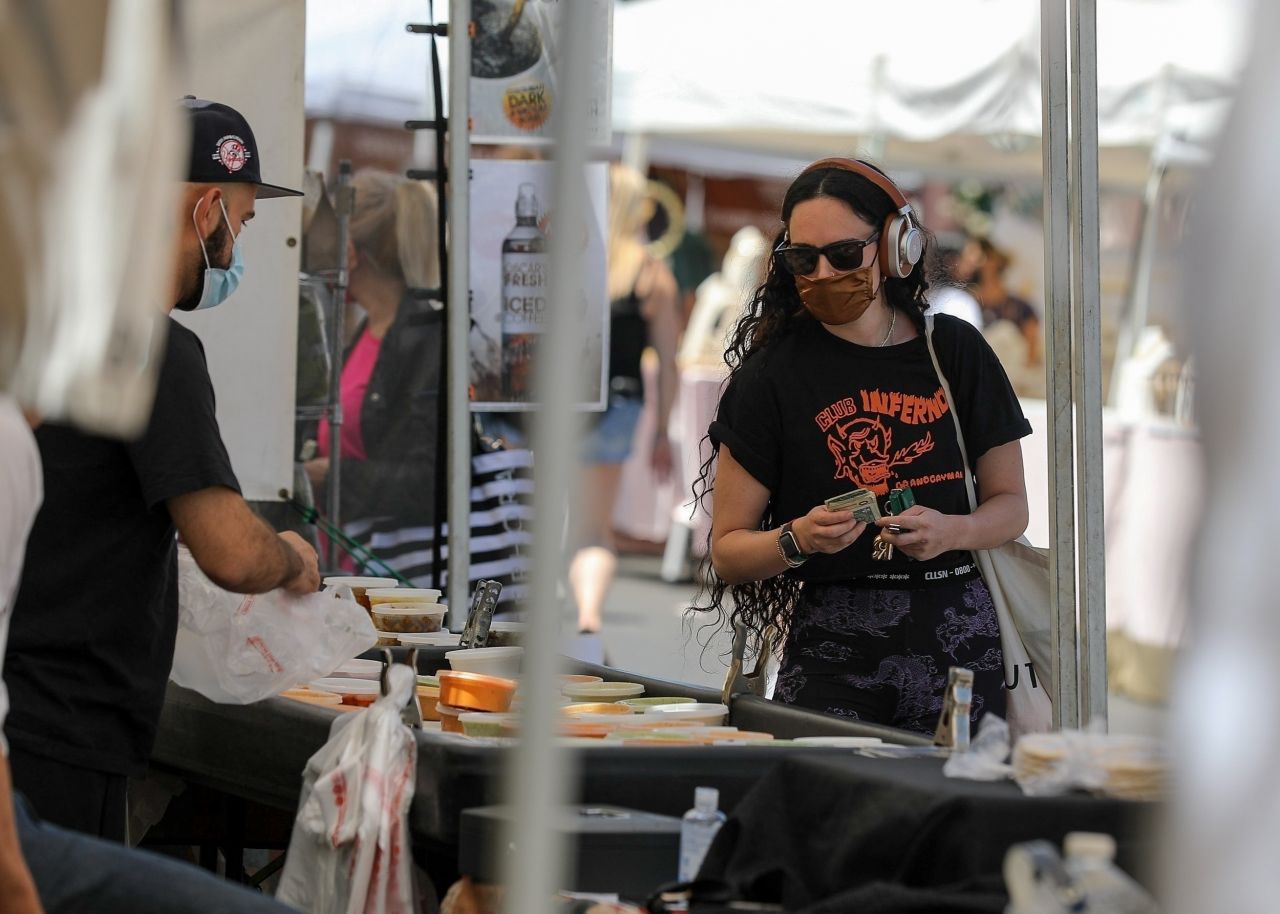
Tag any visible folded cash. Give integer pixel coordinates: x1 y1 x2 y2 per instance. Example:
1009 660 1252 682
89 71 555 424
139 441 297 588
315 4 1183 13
824 489 882 524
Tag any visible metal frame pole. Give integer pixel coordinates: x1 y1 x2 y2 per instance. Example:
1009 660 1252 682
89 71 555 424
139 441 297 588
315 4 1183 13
1069 0 1108 726
501 3 598 908
446 0 471 630
326 161 354 571
1040 0 1080 728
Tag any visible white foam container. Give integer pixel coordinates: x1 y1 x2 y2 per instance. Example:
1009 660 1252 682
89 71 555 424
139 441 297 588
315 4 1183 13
446 646 524 678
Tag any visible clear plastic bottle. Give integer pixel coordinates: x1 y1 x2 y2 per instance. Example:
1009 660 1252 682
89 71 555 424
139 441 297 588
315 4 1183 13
1063 833 1159 914
678 786 727 883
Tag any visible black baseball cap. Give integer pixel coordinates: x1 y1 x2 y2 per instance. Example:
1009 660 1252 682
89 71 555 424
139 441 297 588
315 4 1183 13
181 96 302 199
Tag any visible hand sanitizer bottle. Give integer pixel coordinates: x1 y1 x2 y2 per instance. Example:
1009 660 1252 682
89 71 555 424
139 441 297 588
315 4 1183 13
678 786 727 883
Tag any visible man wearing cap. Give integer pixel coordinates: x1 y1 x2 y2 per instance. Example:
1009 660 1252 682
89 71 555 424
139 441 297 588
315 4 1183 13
3 97 319 842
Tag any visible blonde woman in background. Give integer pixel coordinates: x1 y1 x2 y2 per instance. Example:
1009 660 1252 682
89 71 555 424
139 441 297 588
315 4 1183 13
571 166 681 633
305 170 444 581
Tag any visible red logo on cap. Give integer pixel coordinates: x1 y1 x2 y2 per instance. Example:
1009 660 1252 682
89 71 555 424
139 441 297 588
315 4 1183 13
212 135 251 174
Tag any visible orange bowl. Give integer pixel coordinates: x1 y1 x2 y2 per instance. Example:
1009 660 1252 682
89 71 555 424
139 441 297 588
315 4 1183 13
561 702 632 717
437 670 517 712
437 702 466 733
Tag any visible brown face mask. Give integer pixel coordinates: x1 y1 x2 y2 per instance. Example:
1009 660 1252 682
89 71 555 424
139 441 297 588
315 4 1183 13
795 264 879 325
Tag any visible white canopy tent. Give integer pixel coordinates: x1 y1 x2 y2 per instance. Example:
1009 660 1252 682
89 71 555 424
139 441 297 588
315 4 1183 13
303 0 1248 185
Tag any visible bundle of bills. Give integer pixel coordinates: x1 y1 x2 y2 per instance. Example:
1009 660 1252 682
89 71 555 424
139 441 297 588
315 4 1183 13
824 488 882 524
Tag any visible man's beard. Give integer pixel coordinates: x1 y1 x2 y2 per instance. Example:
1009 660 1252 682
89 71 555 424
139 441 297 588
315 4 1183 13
174 219 232 312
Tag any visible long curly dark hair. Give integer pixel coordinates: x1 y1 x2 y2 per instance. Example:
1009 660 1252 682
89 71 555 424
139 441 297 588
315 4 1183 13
689 160 935 656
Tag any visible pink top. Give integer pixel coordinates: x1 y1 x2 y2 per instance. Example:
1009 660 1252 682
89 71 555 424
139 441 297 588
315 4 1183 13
318 329 383 461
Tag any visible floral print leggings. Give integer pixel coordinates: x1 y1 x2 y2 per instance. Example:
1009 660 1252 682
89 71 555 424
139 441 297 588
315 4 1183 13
773 572 1006 735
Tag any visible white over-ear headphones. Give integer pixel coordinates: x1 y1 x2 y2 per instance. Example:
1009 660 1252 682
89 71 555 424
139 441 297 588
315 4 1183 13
800 157 923 280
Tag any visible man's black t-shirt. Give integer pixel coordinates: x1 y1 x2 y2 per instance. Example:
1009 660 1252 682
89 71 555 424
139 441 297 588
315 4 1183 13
710 314 1031 582
6 320 240 775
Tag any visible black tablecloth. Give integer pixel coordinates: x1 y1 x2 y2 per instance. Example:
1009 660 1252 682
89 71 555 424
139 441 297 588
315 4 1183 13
695 755 1156 913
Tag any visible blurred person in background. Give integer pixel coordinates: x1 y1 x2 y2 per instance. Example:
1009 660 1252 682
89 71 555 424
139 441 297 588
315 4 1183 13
304 170 443 583
959 236 1042 366
571 165 680 634
4 98 319 842
697 158 1030 733
927 240 984 329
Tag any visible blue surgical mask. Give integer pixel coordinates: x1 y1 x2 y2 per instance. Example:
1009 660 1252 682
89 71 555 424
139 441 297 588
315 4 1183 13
191 198 244 311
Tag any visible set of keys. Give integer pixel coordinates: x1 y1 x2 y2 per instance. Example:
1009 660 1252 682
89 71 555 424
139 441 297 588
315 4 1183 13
871 486 916 561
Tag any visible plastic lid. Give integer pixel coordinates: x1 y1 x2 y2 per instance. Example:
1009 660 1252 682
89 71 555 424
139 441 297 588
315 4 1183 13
694 786 719 813
1064 832 1116 860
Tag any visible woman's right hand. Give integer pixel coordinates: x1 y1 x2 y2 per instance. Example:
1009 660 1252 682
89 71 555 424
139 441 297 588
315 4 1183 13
792 506 866 555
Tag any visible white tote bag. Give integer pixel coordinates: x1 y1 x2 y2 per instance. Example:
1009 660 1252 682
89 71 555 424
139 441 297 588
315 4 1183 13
924 315 1054 736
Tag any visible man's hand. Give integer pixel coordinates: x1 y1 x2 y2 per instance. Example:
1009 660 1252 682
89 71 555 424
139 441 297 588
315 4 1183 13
279 531 320 594
304 457 330 489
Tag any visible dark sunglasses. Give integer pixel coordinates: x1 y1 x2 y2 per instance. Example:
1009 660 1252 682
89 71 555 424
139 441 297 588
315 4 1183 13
775 232 880 276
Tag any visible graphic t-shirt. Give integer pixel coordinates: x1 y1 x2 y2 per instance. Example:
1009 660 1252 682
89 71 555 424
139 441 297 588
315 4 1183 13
710 314 1031 582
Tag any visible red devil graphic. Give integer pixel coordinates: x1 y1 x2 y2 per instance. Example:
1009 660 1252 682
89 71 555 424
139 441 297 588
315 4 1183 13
826 417 934 494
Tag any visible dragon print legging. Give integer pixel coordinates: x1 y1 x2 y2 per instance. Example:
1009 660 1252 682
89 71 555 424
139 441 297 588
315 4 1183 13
773 572 1006 734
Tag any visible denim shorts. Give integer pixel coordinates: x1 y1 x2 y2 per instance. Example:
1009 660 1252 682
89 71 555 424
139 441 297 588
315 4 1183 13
581 394 643 464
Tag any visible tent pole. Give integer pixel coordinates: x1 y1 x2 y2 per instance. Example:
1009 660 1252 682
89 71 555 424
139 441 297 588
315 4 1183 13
1070 0 1108 727
445 0 471 631
500 3 599 909
1040 0 1080 729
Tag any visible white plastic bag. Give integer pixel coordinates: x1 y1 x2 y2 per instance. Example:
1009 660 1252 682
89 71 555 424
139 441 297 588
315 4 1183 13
276 665 419 914
171 546 378 703
943 714 1013 782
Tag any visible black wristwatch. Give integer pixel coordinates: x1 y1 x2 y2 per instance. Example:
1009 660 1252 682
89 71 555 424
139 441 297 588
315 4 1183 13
778 521 809 568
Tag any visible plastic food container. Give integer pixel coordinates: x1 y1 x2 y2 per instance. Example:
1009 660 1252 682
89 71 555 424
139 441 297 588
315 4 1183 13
446 646 523 679
370 604 447 634
437 670 517 712
397 631 462 647
311 678 382 708
460 712 518 738
642 702 729 726
618 696 696 712
322 576 400 609
559 721 612 739
417 684 442 720
561 681 645 702
708 731 774 743
365 588 441 607
562 702 632 717
485 621 525 648
561 674 604 686
279 687 342 706
436 703 466 734
792 736 884 748
374 632 400 647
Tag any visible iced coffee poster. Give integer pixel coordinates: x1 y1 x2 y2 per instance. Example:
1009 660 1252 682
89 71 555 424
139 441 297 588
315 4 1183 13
470 0 612 144
469 159 609 410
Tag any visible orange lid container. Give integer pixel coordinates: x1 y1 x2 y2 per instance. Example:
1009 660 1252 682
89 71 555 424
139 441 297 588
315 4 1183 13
437 702 466 733
437 670 517 713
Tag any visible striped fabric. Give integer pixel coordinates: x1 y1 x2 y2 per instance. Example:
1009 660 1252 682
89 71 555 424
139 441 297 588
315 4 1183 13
342 444 534 609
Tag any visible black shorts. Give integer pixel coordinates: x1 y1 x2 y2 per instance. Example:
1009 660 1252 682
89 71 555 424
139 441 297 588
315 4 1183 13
774 568 1006 734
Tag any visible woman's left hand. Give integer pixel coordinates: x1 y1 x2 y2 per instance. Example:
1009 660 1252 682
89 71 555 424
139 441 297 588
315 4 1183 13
875 506 963 562
651 432 674 482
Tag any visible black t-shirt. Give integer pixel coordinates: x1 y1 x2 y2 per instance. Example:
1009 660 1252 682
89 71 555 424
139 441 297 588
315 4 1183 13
709 314 1031 583
6 320 240 775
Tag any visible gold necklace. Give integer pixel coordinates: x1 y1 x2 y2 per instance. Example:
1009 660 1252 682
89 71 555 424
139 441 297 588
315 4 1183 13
879 308 897 346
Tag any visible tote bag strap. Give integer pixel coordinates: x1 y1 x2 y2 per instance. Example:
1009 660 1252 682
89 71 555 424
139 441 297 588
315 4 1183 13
922 314 978 514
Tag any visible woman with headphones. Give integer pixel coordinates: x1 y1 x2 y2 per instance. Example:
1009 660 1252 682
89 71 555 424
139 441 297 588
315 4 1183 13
697 158 1032 733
